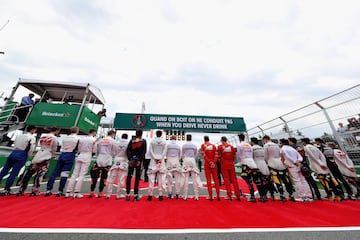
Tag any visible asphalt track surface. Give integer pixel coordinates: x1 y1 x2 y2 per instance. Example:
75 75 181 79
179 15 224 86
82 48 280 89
2 230 360 240
2 170 360 240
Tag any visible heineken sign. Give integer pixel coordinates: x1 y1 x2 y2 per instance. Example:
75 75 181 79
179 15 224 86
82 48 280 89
26 102 100 133
26 103 79 128
114 113 246 133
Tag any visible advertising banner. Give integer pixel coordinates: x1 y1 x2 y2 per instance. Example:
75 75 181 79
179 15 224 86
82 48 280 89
114 113 246 133
77 106 101 133
26 103 79 128
26 103 100 133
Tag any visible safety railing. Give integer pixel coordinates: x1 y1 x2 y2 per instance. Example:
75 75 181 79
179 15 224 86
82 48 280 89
246 84 360 164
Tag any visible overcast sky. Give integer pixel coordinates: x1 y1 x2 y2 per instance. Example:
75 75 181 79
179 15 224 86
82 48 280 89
1 0 360 142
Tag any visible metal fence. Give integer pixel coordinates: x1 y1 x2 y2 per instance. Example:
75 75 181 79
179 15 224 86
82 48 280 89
246 84 360 164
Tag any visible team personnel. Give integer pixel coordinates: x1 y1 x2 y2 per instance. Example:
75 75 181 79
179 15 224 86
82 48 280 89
89 130 116 198
323 142 355 199
218 136 241 201
126 130 147 201
106 133 129 199
280 139 312 202
182 134 201 201
165 135 183 200
65 129 97 199
263 135 294 201
237 133 260 202
17 127 60 196
327 142 360 199
46 126 79 197
0 125 37 196
289 137 321 200
301 138 344 201
147 130 167 201
250 138 270 203
200 136 220 201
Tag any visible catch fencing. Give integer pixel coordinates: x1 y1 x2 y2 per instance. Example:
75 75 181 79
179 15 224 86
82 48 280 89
246 84 360 164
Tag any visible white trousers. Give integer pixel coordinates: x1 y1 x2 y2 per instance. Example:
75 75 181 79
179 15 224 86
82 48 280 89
147 158 166 196
167 170 183 195
166 157 183 194
106 167 127 197
66 159 91 193
182 157 199 198
288 166 312 198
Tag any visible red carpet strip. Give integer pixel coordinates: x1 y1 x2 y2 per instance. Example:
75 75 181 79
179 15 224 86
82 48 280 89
1 193 360 229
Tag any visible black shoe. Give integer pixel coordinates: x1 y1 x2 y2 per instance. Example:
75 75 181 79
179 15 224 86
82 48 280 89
289 196 295 202
0 190 10 196
125 195 130 201
45 191 52 197
280 195 287 202
134 195 140 201
147 195 152 201
16 191 24 196
56 191 64 197
176 194 179 200
158 196 164 201
30 191 41 197
347 195 356 201
248 197 256 203
259 196 267 203
167 194 172 199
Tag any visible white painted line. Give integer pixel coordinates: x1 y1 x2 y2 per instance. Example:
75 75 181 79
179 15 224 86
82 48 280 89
1 227 360 234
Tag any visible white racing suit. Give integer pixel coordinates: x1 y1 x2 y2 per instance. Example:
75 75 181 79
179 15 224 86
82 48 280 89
147 158 167 196
182 157 202 199
66 152 93 194
148 137 167 197
106 156 128 198
66 133 96 196
166 156 184 197
90 136 116 196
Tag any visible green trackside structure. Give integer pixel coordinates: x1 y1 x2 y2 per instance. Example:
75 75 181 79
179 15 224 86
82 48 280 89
0 78 106 187
1 79 106 137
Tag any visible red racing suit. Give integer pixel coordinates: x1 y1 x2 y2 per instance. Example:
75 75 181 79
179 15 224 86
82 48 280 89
217 142 241 199
201 141 220 199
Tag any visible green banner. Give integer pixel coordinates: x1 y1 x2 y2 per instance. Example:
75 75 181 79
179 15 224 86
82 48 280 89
114 113 246 133
26 103 80 128
77 106 101 133
25 103 100 133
